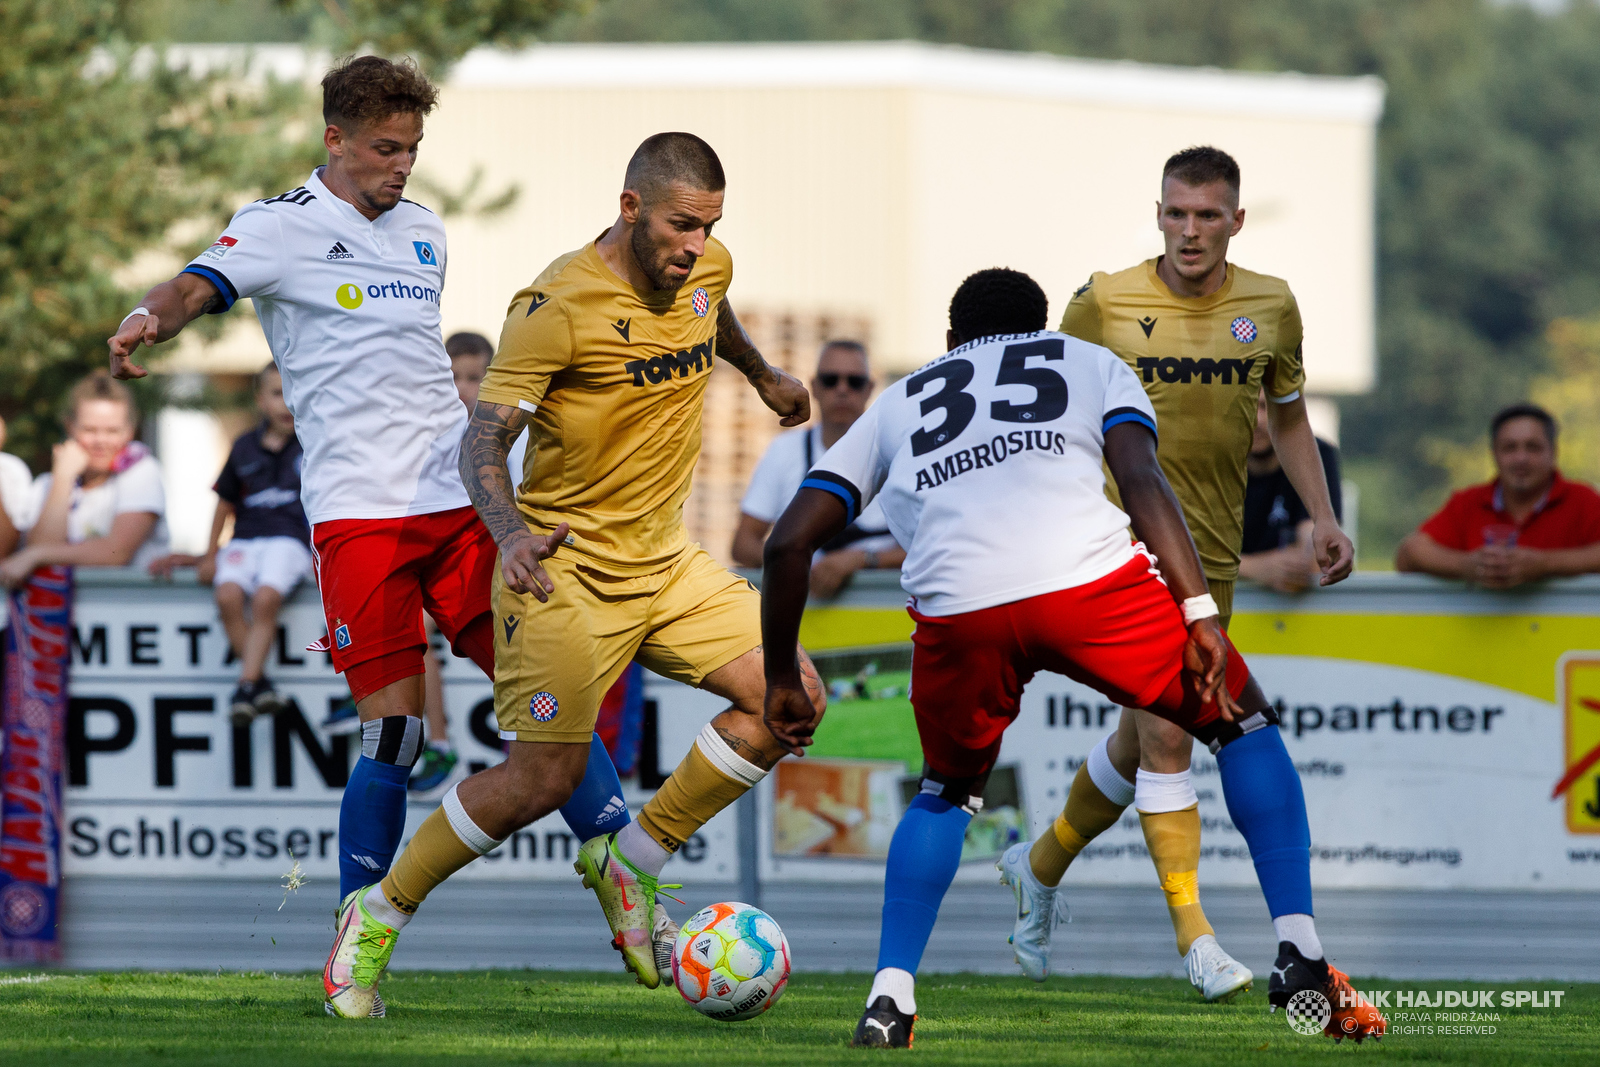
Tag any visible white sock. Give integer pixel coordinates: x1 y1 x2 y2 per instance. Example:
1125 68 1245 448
867 967 916 1015
428 738 453 753
1273 914 1324 961
615 820 672 879
1086 735 1135 807
362 884 411 930
1133 767 1198 814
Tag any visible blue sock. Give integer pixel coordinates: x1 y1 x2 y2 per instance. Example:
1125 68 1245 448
876 794 972 974
1217 725 1314 918
339 755 410 900
558 733 632 840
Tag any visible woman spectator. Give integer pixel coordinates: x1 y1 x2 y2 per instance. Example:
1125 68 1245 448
0 371 168 587
0 416 32 560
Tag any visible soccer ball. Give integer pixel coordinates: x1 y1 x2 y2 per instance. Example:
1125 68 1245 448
670 901 791 1021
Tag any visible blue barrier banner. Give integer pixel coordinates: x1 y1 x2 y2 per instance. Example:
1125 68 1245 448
1 566 72 962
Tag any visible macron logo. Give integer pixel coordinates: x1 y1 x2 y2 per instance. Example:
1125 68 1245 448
326 241 355 261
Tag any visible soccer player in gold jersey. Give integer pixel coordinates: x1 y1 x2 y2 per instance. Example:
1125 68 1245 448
320 134 826 1012
1002 147 1356 1005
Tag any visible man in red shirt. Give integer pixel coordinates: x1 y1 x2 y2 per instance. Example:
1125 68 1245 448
1397 404 1600 587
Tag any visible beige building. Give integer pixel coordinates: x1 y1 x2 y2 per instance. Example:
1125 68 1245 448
159 42 1383 561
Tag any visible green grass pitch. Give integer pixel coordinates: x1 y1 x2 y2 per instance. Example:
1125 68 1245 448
1 970 1594 1066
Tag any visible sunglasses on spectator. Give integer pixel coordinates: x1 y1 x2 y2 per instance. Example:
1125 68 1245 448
817 374 870 391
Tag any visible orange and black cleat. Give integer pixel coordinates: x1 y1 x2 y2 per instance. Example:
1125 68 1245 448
1323 964 1388 1043
1268 942 1387 1044
852 996 916 1048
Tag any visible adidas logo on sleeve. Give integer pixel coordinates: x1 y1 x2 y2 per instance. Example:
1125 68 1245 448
326 241 355 261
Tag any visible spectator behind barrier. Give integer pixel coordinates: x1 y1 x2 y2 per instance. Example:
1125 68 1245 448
0 371 168 590
1239 391 1344 593
1396 403 1600 588
404 329 500 792
149 364 309 725
731 339 905 597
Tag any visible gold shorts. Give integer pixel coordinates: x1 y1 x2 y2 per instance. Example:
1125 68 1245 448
493 544 761 743
1208 577 1235 632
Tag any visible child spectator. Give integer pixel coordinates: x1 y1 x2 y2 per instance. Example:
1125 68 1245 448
0 371 168 588
152 364 310 724
405 331 496 791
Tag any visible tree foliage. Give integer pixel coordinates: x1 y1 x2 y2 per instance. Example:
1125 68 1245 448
0 0 320 466
1 0 585 468
547 0 1600 561
275 0 589 72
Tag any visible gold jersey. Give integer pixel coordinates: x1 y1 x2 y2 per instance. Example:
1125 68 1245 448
478 235 733 577
1061 258 1305 581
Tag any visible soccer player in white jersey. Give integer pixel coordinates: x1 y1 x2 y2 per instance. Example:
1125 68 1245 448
759 270 1386 1048
105 56 637 1017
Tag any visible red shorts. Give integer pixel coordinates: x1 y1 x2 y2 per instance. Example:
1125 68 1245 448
310 506 496 693
908 552 1251 778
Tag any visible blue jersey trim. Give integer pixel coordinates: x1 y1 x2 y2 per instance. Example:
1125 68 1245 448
1102 409 1157 440
181 265 239 312
799 473 861 526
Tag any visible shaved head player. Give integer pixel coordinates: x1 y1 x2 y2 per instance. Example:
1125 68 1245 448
324 133 828 1009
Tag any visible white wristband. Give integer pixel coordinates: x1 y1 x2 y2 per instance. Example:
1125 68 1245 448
121 306 151 326
1181 593 1219 624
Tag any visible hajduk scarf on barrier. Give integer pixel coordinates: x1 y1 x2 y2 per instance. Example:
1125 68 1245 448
0 565 71 962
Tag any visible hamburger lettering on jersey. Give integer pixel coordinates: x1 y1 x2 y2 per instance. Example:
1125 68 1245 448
803 330 1159 617
478 236 733 578
1061 259 1306 582
181 168 469 524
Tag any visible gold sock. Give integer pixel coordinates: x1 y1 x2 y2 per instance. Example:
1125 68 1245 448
1029 764 1128 887
636 723 762 853
1139 803 1214 956
379 806 481 915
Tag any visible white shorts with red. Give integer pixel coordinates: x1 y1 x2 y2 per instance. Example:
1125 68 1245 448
213 536 314 597
908 552 1251 779
309 505 497 701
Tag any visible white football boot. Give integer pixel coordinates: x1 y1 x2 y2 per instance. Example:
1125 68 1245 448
1185 933 1254 1002
323 887 399 1019
653 903 680 986
996 841 1070 981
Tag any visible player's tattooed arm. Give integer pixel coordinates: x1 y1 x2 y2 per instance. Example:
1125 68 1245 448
460 401 568 601
715 298 810 427
460 401 530 545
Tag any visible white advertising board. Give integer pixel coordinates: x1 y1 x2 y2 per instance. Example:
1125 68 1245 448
52 575 1600 892
59 589 736 883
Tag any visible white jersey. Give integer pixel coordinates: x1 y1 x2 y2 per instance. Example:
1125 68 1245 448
805 330 1158 616
183 168 468 525
741 425 895 553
